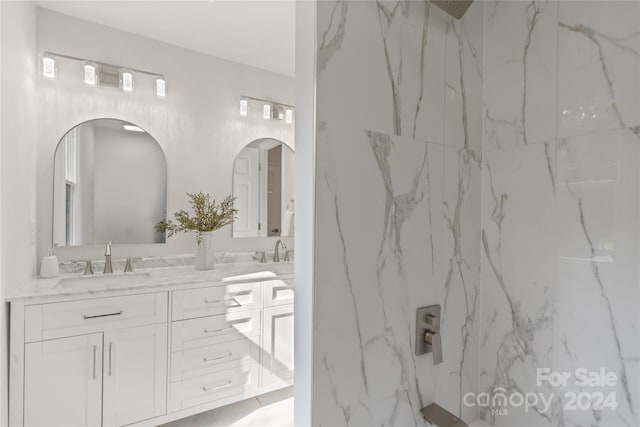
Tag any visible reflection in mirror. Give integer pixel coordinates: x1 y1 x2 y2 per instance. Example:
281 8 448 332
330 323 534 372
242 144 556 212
233 139 294 238
52 119 167 246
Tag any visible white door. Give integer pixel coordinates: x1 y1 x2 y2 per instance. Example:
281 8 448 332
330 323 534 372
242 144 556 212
262 304 294 387
102 324 168 427
24 333 103 427
233 147 260 238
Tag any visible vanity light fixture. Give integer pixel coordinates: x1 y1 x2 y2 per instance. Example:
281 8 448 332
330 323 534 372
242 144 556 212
285 108 294 124
41 54 56 79
239 97 248 116
239 96 294 124
40 51 166 97
155 77 166 97
82 62 98 86
263 103 272 120
123 124 145 132
120 69 134 92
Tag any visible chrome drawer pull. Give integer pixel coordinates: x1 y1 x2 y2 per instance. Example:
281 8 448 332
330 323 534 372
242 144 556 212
202 381 231 392
92 345 97 380
203 299 222 304
83 310 123 320
203 352 232 362
108 342 113 376
203 327 232 334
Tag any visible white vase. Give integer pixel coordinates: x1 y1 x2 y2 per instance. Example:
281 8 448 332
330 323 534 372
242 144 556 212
195 231 215 270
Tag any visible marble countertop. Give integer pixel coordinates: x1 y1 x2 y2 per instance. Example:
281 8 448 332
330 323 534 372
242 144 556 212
6 261 294 301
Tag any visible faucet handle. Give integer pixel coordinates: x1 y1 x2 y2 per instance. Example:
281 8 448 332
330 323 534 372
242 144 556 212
124 257 141 273
72 260 94 276
256 252 267 263
284 250 294 262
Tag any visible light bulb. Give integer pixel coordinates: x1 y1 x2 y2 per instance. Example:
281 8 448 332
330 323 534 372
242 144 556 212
155 77 166 97
285 108 294 124
42 55 56 79
83 63 97 85
263 103 272 120
240 97 248 116
120 70 134 92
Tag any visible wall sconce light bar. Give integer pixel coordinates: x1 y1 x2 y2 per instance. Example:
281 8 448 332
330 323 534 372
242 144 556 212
41 52 165 97
240 95 294 123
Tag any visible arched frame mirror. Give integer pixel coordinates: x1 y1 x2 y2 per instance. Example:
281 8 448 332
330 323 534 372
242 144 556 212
52 118 167 247
232 138 294 238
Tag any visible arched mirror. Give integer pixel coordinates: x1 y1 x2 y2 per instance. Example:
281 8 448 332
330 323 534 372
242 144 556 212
52 119 167 246
233 139 294 238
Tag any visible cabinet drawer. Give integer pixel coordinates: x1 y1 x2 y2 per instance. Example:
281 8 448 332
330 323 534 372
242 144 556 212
172 282 261 321
171 310 260 351
263 279 294 307
168 363 259 412
25 293 168 342
170 338 259 381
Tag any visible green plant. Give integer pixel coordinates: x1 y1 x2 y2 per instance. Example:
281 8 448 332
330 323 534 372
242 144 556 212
155 192 238 243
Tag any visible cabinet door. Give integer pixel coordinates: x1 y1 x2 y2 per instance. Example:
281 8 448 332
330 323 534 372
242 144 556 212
102 324 168 427
261 304 294 387
24 333 103 427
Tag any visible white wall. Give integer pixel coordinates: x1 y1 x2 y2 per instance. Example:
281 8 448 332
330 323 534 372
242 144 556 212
0 1 38 423
35 8 295 268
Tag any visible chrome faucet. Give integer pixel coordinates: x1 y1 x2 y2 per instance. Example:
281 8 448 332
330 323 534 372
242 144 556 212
104 241 113 274
273 239 286 262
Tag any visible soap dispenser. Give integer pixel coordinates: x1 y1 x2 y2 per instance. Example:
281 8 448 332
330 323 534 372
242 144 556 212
40 245 59 278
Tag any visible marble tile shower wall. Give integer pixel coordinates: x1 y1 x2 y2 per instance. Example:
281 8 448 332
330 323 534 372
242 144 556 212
314 1 483 425
480 1 640 427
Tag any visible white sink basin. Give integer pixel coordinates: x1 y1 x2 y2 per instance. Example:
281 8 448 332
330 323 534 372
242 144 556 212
56 272 151 288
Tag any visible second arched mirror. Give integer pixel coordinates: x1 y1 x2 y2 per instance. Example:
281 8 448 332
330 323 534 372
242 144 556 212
233 139 294 238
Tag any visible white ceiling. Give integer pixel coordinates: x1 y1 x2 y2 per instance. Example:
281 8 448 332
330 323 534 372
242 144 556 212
35 1 296 77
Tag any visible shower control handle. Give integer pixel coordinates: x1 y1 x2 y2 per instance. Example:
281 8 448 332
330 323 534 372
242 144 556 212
425 331 443 365
415 305 443 365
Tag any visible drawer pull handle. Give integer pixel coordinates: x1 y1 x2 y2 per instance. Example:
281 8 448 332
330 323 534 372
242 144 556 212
203 352 232 362
203 327 232 334
92 345 97 380
203 299 223 304
83 310 123 320
202 381 232 392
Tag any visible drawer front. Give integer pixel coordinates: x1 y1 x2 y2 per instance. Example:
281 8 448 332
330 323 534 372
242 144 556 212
170 338 259 381
169 363 259 412
263 279 295 307
171 310 260 352
172 282 261 321
25 293 168 342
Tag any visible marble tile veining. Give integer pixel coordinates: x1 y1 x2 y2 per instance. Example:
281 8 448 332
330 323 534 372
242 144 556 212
554 128 640 427
558 1 640 138
483 0 558 149
479 142 557 426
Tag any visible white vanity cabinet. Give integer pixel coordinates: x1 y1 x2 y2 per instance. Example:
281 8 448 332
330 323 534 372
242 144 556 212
24 333 104 427
15 292 169 427
261 279 294 388
9 274 294 427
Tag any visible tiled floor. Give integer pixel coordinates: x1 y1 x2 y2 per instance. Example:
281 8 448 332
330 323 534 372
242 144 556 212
159 387 293 427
